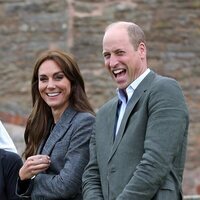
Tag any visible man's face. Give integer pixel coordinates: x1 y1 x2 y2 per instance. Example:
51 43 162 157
102 26 144 89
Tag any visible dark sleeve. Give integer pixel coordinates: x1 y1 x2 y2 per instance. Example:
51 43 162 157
16 177 35 200
3 151 23 200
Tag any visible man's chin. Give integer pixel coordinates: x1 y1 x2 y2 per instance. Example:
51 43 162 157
116 82 128 90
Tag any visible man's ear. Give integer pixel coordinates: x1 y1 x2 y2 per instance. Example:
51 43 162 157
138 42 146 59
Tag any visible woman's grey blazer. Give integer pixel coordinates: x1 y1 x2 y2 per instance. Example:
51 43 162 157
18 106 95 200
83 70 189 200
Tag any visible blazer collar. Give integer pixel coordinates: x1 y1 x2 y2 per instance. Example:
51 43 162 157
38 106 77 155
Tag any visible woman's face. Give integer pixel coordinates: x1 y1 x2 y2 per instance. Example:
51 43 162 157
38 59 71 114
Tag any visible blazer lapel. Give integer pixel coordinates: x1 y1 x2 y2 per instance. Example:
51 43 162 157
97 97 119 164
106 97 120 146
39 107 77 155
108 71 156 162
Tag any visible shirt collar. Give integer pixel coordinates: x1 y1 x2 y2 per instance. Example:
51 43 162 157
117 68 150 103
130 68 150 90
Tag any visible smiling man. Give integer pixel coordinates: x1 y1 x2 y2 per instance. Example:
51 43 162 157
82 21 189 200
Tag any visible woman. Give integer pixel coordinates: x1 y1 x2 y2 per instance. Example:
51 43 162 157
16 49 95 199
0 149 22 200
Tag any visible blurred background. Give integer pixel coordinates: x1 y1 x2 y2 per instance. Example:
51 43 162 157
0 0 200 196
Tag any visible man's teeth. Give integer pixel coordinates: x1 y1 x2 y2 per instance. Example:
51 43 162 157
113 69 124 75
48 93 60 97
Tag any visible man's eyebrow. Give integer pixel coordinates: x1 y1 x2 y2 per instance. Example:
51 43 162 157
102 51 108 55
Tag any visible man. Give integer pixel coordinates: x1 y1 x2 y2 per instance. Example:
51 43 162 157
82 21 189 200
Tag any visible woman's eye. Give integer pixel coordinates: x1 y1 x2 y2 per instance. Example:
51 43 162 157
39 77 47 82
55 74 64 80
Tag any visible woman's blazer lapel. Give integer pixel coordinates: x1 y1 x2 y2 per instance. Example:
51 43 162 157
38 107 77 155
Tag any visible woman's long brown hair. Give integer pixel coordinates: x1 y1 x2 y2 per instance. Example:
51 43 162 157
23 49 94 159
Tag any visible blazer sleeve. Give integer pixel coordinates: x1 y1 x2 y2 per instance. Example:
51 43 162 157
3 151 23 200
116 78 189 199
82 128 104 200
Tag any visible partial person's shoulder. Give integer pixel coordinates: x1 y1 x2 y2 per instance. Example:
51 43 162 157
74 111 95 122
148 73 187 106
153 72 178 83
0 149 21 163
61 107 95 124
151 73 181 91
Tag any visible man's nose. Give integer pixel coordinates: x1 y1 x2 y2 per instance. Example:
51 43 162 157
109 55 119 68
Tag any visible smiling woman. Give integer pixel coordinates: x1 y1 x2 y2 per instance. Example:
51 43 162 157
38 59 71 119
16 49 95 200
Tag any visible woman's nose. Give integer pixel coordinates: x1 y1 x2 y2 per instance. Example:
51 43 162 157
47 80 56 89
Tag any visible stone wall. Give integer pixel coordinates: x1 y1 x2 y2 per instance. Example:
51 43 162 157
0 0 200 196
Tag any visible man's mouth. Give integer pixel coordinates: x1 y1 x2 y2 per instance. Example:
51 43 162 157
113 69 126 78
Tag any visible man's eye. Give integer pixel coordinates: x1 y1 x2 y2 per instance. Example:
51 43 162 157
117 51 124 55
103 54 110 59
